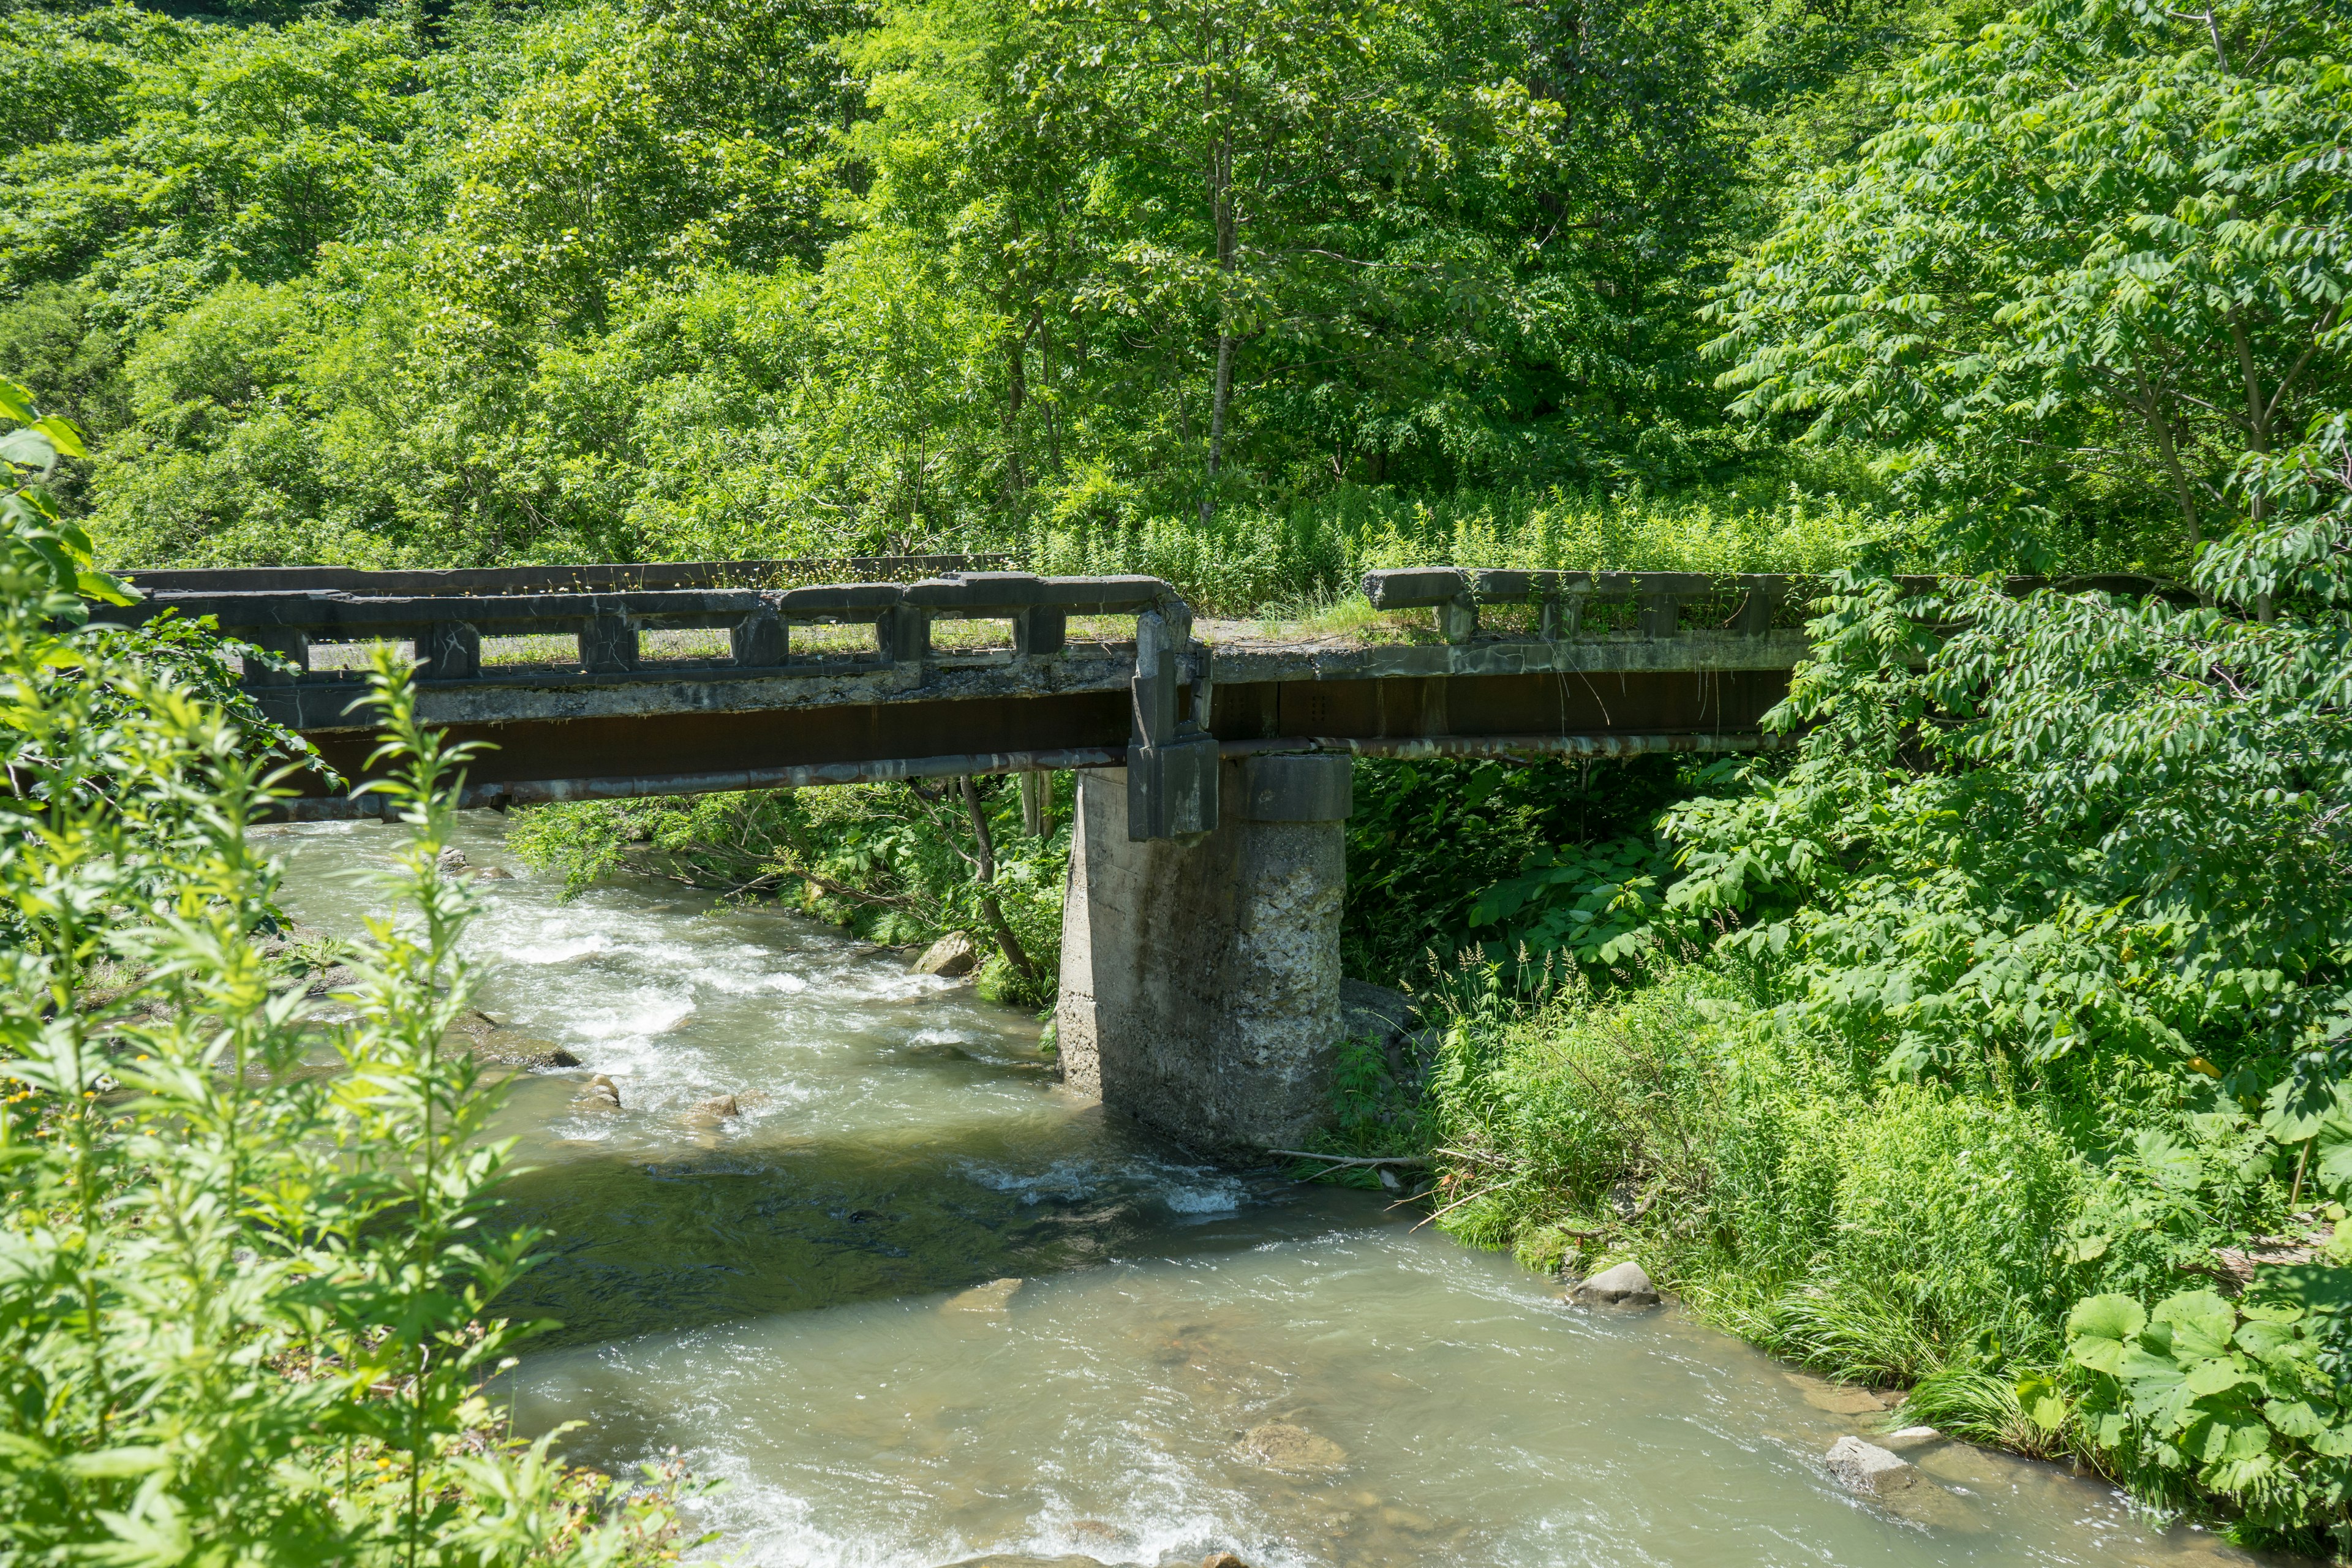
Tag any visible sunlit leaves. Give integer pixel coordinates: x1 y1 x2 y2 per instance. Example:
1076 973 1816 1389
1708 0 2352 564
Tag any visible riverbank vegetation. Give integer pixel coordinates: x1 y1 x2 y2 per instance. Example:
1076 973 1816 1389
9 0 2352 1547
0 401 698 1564
6 0 2201 586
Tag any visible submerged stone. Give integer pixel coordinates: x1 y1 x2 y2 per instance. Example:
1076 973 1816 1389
1825 1435 1915 1497
943 1277 1023 1314
1800 1382 1886 1417
1236 1422 1348 1474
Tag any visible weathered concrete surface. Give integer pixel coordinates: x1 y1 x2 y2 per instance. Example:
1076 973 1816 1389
1057 756 1352 1152
254 630 1807 733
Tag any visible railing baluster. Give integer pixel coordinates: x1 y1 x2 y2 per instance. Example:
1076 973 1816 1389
417 622 480 680
579 609 639 673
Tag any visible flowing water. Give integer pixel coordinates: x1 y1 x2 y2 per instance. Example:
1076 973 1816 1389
266 813 2276 1568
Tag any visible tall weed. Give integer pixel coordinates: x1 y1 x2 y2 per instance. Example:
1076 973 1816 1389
0 541 689 1563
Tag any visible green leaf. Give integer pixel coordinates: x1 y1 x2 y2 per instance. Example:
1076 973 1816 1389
2183 1357 2260 1397
0 377 31 423
58 1446 170 1479
2256 1265 2352 1319
2264 1399 2334 1441
31 415 86 459
2153 1291 2237 1360
76 568 138 606
0 426 56 470
2067 1292 2148 1372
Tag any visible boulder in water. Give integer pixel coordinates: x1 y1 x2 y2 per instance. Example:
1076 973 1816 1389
1825 1435 1917 1498
1569 1260 1659 1306
1202 1556 1256 1568
304 964 359 998
913 932 979 976
477 864 514 880
435 846 468 874
490 1041 579 1069
576 1074 622 1110
693 1093 741 1120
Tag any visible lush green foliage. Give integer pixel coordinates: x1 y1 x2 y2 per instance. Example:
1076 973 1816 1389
0 438 693 1561
1 0 2100 578
1340 753 1702 984
1415 482 2352 1544
2066 1283 2352 1534
1708 0 2352 567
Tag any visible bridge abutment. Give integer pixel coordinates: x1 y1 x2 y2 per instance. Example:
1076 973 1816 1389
1056 754 1354 1153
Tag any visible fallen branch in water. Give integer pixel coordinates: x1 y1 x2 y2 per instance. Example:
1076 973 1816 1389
1269 1150 1431 1169
1414 1180 1506 1231
1431 1146 1514 1169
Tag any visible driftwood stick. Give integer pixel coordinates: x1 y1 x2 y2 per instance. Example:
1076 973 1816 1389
1412 1181 1504 1231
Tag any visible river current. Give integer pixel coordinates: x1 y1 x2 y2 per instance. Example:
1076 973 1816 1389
266 813 2269 1568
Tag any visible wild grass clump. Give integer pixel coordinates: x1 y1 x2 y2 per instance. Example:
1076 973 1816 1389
1422 959 2083 1378
1016 480 1913 616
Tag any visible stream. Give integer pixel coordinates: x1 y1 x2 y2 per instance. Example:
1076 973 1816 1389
266 813 2272 1568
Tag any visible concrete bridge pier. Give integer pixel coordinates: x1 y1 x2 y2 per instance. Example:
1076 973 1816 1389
1055 753 1354 1153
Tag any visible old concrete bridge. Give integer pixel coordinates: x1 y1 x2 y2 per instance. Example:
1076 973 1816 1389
112 556 1812 1153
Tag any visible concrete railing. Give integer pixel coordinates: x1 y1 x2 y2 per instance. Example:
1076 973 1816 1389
100 563 1222 839
107 567 1186 684
1362 567 2190 642
1360 568 1797 643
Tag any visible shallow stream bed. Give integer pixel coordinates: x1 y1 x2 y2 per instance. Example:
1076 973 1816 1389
268 813 2273 1568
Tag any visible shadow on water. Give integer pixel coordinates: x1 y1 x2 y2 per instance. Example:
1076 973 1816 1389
492 1109 1390 1349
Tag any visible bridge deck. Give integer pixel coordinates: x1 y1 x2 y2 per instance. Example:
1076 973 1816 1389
100 559 1816 816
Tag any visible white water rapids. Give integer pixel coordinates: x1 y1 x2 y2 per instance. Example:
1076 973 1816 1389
263 813 2270 1568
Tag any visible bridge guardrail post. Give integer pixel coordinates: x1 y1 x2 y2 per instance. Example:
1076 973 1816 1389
416 621 480 680
1640 590 1679 638
731 606 787 667
877 602 930 664
1538 579 1572 641
1125 609 1218 840
240 628 310 687
1438 581 1477 643
1014 606 1066 656
578 608 639 673
1736 579 1783 635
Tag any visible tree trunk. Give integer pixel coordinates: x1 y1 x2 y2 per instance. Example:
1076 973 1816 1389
1002 308 1034 501
1019 770 1050 838
1200 120 1237 526
959 775 1035 978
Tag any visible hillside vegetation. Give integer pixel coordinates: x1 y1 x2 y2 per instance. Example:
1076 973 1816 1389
7 0 2352 1553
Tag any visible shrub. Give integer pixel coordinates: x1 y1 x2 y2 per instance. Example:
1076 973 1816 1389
0 383 693 1565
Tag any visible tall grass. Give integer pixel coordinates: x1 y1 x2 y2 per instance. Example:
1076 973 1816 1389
1017 483 1908 615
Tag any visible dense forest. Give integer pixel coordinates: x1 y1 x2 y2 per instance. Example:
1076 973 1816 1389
11 0 2321 586
9 0 2352 1557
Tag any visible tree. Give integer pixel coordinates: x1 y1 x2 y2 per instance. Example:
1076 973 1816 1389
1708 0 2352 566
